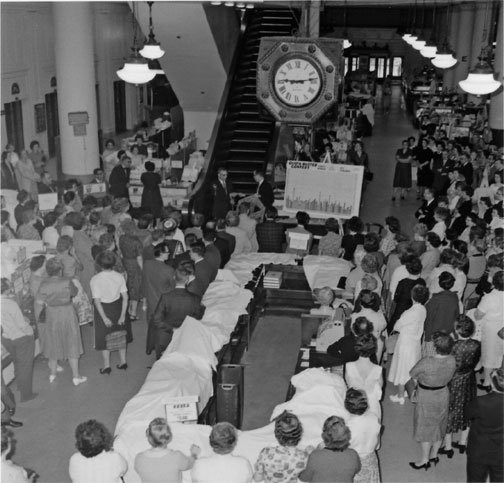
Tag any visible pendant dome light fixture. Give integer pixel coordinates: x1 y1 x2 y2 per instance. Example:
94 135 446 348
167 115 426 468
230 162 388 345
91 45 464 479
420 2 438 58
459 1 501 96
411 0 427 50
342 0 352 49
405 0 419 45
117 3 156 85
431 3 457 69
140 1 165 60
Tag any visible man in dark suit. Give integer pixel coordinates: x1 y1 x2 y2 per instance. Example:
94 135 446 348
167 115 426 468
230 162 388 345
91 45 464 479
215 218 236 256
109 156 132 199
151 266 205 359
256 208 285 253
186 241 214 298
211 167 233 220
465 368 504 483
36 172 56 194
253 170 274 210
1 146 19 191
202 228 221 279
415 187 438 229
90 168 105 184
459 153 474 187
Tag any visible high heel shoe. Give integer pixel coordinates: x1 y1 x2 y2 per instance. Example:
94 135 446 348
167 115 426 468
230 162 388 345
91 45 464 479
409 461 431 471
453 442 466 454
99 367 111 375
429 456 440 465
116 363 128 370
438 447 454 458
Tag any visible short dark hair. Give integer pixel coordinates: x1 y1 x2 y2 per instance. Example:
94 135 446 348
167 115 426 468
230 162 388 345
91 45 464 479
30 255 46 272
93 168 103 176
17 190 29 203
363 233 379 253
144 161 155 172
190 241 205 258
426 232 442 248
65 212 86 230
347 216 364 233
44 211 57 228
321 416 351 451
98 233 114 248
439 271 455 290
209 422 237 455
454 315 475 338
274 410 303 447
344 388 368 415
325 218 339 234
75 420 113 458
355 333 377 358
138 213 154 230
405 255 422 275
185 233 198 246
411 284 429 304
203 227 217 242
56 235 73 253
493 270 504 291
434 207 450 221
385 216 401 234
29 140 40 150
440 248 455 265
358 290 381 312
45 257 63 276
433 331 454 355
295 211 310 227
253 170 265 179
352 316 373 336
452 239 468 255
96 251 116 270
153 242 168 259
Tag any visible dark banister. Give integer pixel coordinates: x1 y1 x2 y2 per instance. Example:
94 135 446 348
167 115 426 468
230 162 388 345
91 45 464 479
188 12 251 218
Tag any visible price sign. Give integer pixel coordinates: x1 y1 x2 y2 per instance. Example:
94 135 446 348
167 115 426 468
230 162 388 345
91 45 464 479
164 396 199 423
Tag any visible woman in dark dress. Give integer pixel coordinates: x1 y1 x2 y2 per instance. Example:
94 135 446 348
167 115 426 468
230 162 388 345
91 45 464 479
140 161 163 219
415 138 434 199
389 256 426 331
392 140 413 200
439 315 481 458
341 216 365 262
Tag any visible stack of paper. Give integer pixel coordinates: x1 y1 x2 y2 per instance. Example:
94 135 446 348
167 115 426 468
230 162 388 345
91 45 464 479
263 270 283 288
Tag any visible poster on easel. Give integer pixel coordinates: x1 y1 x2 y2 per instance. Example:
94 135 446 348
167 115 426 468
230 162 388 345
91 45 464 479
283 161 363 219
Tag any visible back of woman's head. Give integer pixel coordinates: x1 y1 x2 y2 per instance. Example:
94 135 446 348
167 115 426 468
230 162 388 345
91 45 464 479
325 217 339 234
405 255 422 275
295 211 310 227
440 248 455 265
321 416 351 451
454 315 475 338
63 191 75 205
146 418 172 448
439 271 456 290
385 216 400 234
56 235 73 253
344 388 368 415
361 254 378 274
363 232 379 253
493 270 504 291
65 212 85 231
358 290 380 312
433 331 454 355
409 240 426 257
209 422 237 455
355 333 377 358
352 316 373 337
426 232 442 248
347 216 363 234
411 284 429 305
44 211 57 228
274 410 303 447
75 420 112 458
96 251 116 271
45 257 63 277
30 255 45 272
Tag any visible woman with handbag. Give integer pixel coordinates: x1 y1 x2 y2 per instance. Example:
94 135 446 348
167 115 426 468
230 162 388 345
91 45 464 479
387 285 430 405
408 331 456 470
90 251 131 375
36 258 87 386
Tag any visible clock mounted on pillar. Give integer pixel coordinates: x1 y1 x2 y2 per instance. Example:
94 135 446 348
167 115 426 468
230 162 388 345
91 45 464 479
256 37 340 124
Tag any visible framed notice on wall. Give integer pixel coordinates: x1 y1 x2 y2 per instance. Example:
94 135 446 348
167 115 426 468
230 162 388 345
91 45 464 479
34 103 46 133
283 161 363 219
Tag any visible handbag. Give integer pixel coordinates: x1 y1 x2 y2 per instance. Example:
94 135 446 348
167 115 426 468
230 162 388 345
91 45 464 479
105 330 127 351
405 378 418 403
386 332 399 354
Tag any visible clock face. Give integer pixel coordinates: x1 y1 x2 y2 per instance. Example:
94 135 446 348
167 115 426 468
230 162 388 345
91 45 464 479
273 57 322 107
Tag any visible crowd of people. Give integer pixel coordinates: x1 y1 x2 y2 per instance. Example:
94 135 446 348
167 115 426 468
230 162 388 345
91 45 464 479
1 105 503 483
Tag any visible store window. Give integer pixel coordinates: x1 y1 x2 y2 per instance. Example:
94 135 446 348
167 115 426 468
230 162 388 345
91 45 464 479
376 58 386 79
351 57 359 71
344 57 349 76
392 57 403 77
369 58 376 72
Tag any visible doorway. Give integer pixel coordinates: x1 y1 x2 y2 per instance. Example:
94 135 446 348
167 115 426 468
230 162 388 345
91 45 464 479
114 80 127 134
4 100 24 151
45 92 59 158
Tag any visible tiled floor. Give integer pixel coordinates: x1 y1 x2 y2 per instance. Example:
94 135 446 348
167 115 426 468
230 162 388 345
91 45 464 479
7 87 465 482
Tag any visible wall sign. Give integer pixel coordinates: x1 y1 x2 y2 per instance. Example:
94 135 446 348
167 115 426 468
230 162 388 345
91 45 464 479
34 103 46 133
68 111 89 125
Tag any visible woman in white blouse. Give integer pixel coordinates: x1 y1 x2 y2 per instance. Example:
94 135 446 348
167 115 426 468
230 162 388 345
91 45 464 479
388 285 430 404
345 388 381 483
69 420 127 483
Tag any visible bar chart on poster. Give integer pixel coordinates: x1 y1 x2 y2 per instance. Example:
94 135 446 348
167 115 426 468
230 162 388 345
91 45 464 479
283 161 363 219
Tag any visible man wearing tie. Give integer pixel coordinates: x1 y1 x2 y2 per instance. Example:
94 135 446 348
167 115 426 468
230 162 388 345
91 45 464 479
211 167 232 220
253 170 274 211
1 145 19 191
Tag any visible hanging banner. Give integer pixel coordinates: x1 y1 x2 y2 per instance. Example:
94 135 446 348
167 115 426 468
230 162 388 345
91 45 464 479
283 161 363 219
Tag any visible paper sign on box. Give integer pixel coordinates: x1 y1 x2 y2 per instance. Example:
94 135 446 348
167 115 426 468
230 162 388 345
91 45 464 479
164 396 199 423
38 193 58 212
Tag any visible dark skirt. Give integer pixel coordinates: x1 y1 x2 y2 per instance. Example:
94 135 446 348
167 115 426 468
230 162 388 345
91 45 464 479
141 187 163 219
447 372 477 432
123 258 143 300
94 297 132 351
393 162 412 188
417 166 433 187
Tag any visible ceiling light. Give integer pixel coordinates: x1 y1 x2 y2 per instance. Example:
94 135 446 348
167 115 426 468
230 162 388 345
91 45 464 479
224 1 234 6
459 59 501 95
402 34 412 42
431 52 457 69
210 1 222 4
245 3 254 8
236 2 245 7
411 38 426 50
343 39 352 49
139 2 165 60
117 55 156 84
420 45 437 58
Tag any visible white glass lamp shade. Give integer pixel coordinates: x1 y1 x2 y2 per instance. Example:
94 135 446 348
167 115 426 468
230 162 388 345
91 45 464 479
412 39 427 50
420 45 438 58
402 34 412 42
459 72 501 95
139 43 165 60
431 53 457 69
343 39 352 49
406 34 418 45
117 58 156 84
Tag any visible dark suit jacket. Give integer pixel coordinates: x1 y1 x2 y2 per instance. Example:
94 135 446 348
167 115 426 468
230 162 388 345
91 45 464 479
109 164 130 199
256 220 285 253
460 162 474 187
327 333 378 365
152 287 205 332
37 182 56 194
466 392 504 463
257 180 274 209
216 231 236 256
214 237 231 268
203 243 221 280
423 290 460 341
1 160 18 190
415 199 438 229
142 259 175 320
187 258 213 297
14 204 24 227
211 179 233 220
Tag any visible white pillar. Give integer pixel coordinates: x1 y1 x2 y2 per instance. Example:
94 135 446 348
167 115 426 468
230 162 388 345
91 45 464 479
453 3 475 91
489 8 503 145
443 7 460 90
53 2 99 180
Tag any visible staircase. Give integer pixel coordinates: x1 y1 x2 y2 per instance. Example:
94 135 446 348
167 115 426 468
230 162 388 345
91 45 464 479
193 8 299 214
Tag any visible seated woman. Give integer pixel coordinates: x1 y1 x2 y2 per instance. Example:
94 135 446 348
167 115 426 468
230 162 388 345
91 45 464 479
299 416 361 483
253 411 309 483
341 216 365 261
69 419 127 483
285 211 313 256
344 389 381 483
345 246 366 293
379 216 401 258
354 254 382 299
16 208 41 241
345 334 383 419
352 290 387 363
310 287 335 317
135 418 200 483
191 422 253 483
318 218 342 257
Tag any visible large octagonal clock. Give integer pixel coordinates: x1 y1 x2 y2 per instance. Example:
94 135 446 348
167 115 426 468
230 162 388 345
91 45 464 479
257 37 341 124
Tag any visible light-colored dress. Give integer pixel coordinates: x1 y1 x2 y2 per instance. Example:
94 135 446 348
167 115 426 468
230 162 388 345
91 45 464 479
14 157 38 200
478 289 504 368
388 303 426 385
73 229 95 301
345 360 383 419
254 446 309 483
69 450 127 483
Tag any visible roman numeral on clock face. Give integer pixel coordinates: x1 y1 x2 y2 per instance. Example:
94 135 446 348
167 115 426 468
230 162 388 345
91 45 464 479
278 85 286 93
295 60 301 68
285 92 291 101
